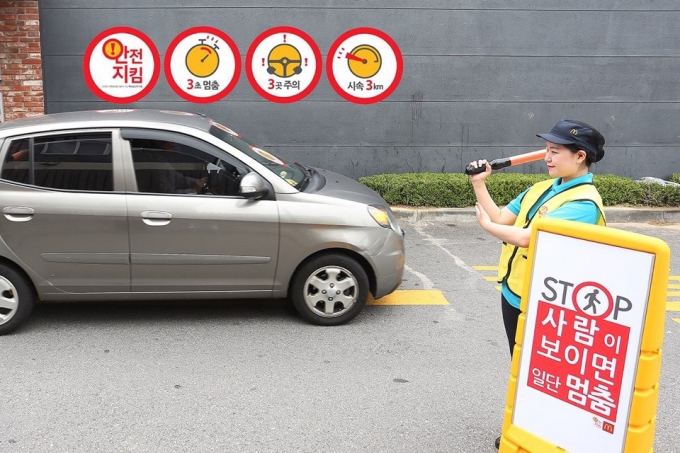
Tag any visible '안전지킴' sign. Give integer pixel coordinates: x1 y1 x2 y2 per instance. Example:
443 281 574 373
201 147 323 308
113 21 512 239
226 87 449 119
83 27 160 104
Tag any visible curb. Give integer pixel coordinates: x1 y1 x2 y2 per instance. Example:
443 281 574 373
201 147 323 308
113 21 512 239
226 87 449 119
391 206 680 224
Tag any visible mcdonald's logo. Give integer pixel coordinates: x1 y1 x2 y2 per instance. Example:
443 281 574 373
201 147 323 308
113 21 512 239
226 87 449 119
602 421 615 434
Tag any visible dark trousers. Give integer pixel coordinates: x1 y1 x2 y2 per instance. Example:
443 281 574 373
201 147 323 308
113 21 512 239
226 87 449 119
501 294 522 357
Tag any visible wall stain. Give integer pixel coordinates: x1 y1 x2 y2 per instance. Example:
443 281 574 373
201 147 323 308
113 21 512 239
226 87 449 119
411 91 424 143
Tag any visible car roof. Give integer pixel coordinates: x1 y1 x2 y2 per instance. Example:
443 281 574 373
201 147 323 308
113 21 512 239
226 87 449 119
0 109 215 134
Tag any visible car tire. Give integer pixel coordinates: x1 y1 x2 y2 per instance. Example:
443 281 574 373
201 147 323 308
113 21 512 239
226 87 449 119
291 254 369 326
0 264 36 335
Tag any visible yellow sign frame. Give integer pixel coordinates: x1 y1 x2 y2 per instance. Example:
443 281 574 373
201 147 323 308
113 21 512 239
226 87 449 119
500 218 670 453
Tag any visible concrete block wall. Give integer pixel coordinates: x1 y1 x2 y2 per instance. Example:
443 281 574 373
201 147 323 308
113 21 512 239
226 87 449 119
3 1 680 180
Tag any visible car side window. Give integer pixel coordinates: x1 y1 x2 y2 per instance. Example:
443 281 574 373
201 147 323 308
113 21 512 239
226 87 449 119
129 138 246 196
1 134 113 191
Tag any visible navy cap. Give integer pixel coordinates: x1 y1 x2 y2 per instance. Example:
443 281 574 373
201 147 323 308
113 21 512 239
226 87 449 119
537 119 605 163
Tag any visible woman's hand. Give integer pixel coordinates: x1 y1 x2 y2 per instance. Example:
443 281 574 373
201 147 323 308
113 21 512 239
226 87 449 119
475 203 531 247
468 159 492 182
475 202 491 229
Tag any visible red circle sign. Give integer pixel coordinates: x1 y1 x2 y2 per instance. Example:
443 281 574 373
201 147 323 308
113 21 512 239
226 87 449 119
326 27 403 104
164 26 241 104
572 281 615 319
83 27 160 104
246 26 322 103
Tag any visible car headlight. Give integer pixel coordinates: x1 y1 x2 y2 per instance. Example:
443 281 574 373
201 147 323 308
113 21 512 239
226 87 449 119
368 205 400 233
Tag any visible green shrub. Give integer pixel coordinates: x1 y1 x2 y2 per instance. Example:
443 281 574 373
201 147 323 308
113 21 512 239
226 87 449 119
359 173 680 207
671 173 680 184
592 175 644 206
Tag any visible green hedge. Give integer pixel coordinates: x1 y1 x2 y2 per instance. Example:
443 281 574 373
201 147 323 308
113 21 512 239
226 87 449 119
359 173 680 208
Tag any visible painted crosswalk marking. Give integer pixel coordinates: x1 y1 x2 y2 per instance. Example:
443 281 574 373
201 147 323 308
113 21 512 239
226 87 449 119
369 289 449 305
473 265 501 293
670 277 680 325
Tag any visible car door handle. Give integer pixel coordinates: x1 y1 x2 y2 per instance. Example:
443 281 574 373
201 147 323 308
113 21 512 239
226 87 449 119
141 210 172 226
3 206 35 222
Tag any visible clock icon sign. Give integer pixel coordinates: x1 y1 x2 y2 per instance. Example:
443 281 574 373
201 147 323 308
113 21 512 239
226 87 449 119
165 26 241 103
186 39 220 78
346 45 381 79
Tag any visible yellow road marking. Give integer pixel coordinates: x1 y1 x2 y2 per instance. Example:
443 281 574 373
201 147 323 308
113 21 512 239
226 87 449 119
669 284 680 289
495 286 501 292
668 291 680 297
484 276 498 281
473 265 498 271
674 318 680 325
368 289 449 306
669 276 680 281
667 302 680 312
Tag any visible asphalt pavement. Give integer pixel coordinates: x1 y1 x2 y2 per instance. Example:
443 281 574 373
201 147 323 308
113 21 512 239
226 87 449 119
2 211 678 453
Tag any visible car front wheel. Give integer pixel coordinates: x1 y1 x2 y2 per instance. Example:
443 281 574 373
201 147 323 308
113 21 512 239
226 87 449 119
291 254 369 326
0 264 35 335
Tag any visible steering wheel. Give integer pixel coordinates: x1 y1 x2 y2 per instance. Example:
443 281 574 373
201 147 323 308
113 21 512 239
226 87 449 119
197 179 210 195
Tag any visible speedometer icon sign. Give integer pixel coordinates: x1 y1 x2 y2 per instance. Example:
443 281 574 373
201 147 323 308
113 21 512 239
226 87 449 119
346 44 381 79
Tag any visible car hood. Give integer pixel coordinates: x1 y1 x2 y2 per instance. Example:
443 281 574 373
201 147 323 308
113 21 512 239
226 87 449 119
312 168 388 206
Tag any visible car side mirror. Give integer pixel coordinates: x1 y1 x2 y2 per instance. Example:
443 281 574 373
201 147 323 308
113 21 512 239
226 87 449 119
239 172 269 199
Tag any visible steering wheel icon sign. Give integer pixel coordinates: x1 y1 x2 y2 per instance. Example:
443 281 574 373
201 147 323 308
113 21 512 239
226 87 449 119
267 43 303 78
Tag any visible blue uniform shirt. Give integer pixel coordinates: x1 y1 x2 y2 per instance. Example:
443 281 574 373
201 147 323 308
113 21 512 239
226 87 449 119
501 173 601 308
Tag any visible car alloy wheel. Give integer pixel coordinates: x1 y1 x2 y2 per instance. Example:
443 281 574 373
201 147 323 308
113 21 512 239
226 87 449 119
291 254 369 326
303 265 358 317
0 265 35 335
0 276 19 325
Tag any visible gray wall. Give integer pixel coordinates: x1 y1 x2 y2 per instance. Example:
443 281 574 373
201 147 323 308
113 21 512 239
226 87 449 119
39 1 680 179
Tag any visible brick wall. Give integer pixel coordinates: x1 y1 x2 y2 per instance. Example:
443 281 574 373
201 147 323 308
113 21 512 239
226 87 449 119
0 0 44 122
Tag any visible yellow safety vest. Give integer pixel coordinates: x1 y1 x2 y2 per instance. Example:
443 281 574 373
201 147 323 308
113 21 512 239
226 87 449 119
498 178 606 298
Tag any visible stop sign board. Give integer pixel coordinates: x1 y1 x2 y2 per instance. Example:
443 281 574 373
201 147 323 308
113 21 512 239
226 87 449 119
500 218 670 453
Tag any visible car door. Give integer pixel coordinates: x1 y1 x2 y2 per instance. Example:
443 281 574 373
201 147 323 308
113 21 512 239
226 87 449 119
0 130 130 293
120 129 280 294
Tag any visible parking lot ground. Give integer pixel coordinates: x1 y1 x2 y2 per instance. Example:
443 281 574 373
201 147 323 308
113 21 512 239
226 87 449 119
2 218 679 453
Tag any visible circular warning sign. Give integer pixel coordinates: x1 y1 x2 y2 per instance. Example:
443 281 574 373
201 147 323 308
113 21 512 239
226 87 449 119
164 26 241 104
326 28 403 104
572 281 615 319
83 27 160 104
251 146 285 165
246 26 321 103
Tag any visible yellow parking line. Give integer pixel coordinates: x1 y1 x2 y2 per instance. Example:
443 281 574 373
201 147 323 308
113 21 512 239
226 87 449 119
484 276 498 281
494 286 501 292
368 289 449 306
667 302 680 312
670 276 680 281
674 318 680 325
669 284 680 289
668 291 680 297
473 265 498 271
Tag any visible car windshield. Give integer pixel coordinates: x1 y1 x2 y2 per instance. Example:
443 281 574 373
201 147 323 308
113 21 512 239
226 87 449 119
209 121 306 189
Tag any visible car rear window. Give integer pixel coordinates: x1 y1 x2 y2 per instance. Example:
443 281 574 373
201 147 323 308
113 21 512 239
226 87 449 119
1 133 113 191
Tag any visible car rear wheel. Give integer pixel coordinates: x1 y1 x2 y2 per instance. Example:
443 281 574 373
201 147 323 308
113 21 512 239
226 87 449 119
0 264 35 335
291 254 369 326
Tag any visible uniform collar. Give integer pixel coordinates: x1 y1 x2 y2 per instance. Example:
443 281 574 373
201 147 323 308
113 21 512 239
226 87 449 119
553 173 593 193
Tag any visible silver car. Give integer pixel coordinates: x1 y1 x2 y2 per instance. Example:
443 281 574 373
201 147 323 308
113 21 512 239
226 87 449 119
0 109 404 334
